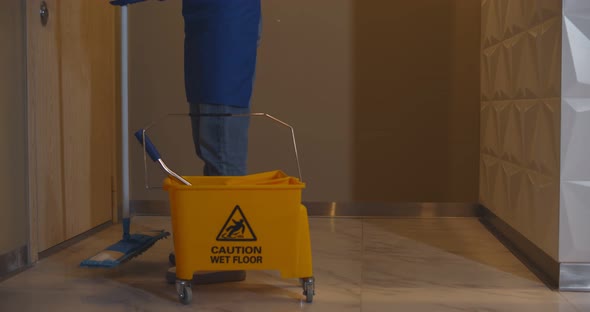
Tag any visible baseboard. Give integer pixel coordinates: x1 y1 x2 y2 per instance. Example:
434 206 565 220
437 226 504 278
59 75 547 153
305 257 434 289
303 202 482 217
0 245 29 281
560 263 590 291
38 221 113 260
479 206 560 289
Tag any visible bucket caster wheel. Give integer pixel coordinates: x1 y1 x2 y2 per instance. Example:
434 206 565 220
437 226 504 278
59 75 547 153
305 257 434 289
176 280 192 305
302 277 315 303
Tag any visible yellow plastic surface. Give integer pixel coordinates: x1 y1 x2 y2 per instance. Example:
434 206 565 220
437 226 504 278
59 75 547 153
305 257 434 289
163 170 313 281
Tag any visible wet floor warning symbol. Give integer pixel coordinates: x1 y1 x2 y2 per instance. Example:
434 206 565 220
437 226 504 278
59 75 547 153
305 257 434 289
216 205 257 241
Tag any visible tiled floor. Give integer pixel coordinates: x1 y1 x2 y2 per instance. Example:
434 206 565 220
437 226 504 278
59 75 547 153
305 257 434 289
0 217 588 311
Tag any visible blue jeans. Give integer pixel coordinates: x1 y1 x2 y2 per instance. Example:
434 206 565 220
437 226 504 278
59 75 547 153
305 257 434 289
189 103 250 176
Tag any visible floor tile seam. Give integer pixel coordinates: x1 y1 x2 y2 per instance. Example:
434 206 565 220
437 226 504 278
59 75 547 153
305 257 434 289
559 292 584 312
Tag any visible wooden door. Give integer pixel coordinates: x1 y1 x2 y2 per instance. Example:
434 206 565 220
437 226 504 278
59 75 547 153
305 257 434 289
27 0 117 253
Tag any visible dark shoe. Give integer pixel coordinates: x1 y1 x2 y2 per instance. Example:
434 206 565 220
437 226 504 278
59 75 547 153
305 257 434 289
166 267 246 285
169 252 176 266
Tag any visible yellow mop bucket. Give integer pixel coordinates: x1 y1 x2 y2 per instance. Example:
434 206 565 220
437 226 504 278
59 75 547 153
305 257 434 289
135 113 314 305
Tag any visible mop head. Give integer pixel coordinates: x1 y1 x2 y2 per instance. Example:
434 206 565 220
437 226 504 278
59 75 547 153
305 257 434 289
80 230 170 268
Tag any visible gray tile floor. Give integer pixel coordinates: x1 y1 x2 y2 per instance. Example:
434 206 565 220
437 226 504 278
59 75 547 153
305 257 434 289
0 217 588 311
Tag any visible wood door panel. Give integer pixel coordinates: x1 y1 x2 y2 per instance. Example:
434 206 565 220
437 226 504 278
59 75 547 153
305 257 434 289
27 0 66 251
59 1 116 239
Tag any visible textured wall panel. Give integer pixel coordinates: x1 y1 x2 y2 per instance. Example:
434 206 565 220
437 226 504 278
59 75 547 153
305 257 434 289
482 0 505 48
481 0 561 259
560 0 590 262
541 18 563 98
512 31 541 99
502 102 523 165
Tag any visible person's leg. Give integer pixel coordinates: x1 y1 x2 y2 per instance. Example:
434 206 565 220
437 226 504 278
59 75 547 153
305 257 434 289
190 103 250 176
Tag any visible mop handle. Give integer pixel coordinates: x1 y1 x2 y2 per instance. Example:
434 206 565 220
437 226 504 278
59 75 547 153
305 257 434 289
134 130 192 186
134 130 160 162
121 5 130 220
